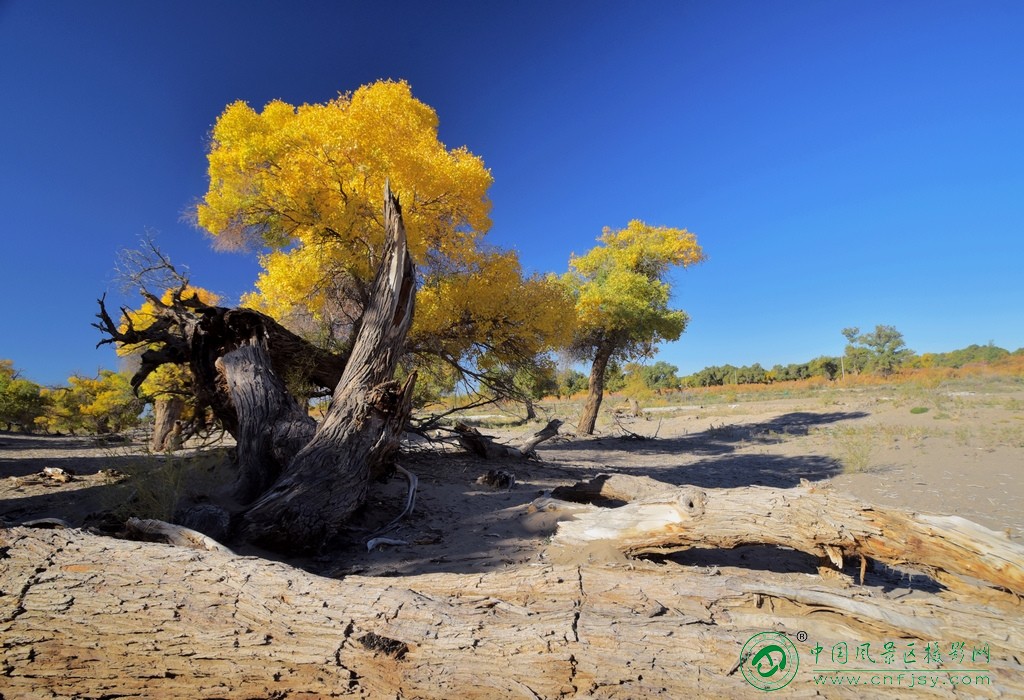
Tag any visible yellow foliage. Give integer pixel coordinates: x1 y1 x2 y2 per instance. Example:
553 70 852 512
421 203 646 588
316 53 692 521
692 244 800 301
413 251 575 365
198 80 570 376
37 370 142 434
197 80 492 268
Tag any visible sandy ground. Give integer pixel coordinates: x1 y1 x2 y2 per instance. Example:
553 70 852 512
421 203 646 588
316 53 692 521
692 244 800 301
1 380 1021 585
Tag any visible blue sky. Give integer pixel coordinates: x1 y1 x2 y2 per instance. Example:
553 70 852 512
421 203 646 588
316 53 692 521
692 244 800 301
2 1 1022 386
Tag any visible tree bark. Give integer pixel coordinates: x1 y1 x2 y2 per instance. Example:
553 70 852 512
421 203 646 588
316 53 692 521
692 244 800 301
546 476 1024 597
94 184 417 552
150 397 185 452
240 183 417 551
2 526 1021 699
96 289 349 442
577 342 613 435
217 342 316 503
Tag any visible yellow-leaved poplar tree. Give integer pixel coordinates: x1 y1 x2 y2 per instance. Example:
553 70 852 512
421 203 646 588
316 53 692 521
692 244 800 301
561 220 705 434
197 80 572 399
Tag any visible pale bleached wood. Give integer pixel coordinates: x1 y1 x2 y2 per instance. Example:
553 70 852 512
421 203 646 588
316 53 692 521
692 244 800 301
126 517 233 553
1 527 1021 699
550 477 1024 597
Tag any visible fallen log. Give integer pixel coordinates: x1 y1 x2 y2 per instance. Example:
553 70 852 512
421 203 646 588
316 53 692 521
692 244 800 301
1 527 1021 698
454 418 562 459
551 472 674 505
547 476 1024 597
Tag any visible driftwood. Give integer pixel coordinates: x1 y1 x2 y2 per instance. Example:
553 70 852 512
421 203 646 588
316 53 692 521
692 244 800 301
547 475 1024 597
552 472 673 505
2 526 1021 698
455 418 562 459
125 517 233 554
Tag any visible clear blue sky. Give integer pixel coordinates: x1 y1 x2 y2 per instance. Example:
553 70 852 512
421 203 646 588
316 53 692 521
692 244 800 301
2 1 1022 386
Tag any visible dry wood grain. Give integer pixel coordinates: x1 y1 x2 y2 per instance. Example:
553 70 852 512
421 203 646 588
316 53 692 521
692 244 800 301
1 526 1021 699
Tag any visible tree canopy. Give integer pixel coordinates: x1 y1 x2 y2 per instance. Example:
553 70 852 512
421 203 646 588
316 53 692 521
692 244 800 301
0 360 46 432
196 80 570 397
35 370 142 435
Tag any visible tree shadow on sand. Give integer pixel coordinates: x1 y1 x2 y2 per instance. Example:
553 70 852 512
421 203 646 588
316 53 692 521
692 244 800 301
539 410 868 489
632 453 845 489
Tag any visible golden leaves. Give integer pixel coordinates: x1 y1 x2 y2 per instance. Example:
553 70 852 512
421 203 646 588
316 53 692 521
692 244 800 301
196 80 570 372
197 79 492 266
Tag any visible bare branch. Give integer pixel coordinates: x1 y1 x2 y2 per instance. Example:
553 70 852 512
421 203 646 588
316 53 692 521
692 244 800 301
114 231 191 296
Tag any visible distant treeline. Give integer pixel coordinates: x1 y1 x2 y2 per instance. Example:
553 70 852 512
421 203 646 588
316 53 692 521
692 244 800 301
0 360 143 434
685 342 1022 388
543 340 1023 399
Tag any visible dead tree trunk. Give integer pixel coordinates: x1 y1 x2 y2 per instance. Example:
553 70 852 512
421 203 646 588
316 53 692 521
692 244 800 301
95 184 417 552
240 183 417 550
218 341 316 503
150 396 185 452
2 526 1022 699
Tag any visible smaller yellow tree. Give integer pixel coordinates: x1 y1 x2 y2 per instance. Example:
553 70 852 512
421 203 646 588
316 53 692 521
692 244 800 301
36 371 142 435
561 220 705 434
0 360 47 432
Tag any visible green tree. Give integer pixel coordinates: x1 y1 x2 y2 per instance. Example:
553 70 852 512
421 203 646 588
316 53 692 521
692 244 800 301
561 221 704 433
808 356 841 380
917 343 1009 369
843 325 913 377
627 361 681 393
736 363 767 385
558 369 589 397
841 328 870 375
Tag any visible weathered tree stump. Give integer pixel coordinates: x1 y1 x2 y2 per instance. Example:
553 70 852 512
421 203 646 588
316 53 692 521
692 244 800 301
239 183 417 550
95 183 417 553
150 396 185 452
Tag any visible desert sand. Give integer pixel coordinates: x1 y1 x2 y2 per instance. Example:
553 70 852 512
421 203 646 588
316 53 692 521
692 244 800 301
2 379 1020 584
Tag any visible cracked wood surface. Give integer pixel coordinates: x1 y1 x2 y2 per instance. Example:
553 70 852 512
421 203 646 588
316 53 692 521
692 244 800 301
1 527 1022 699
